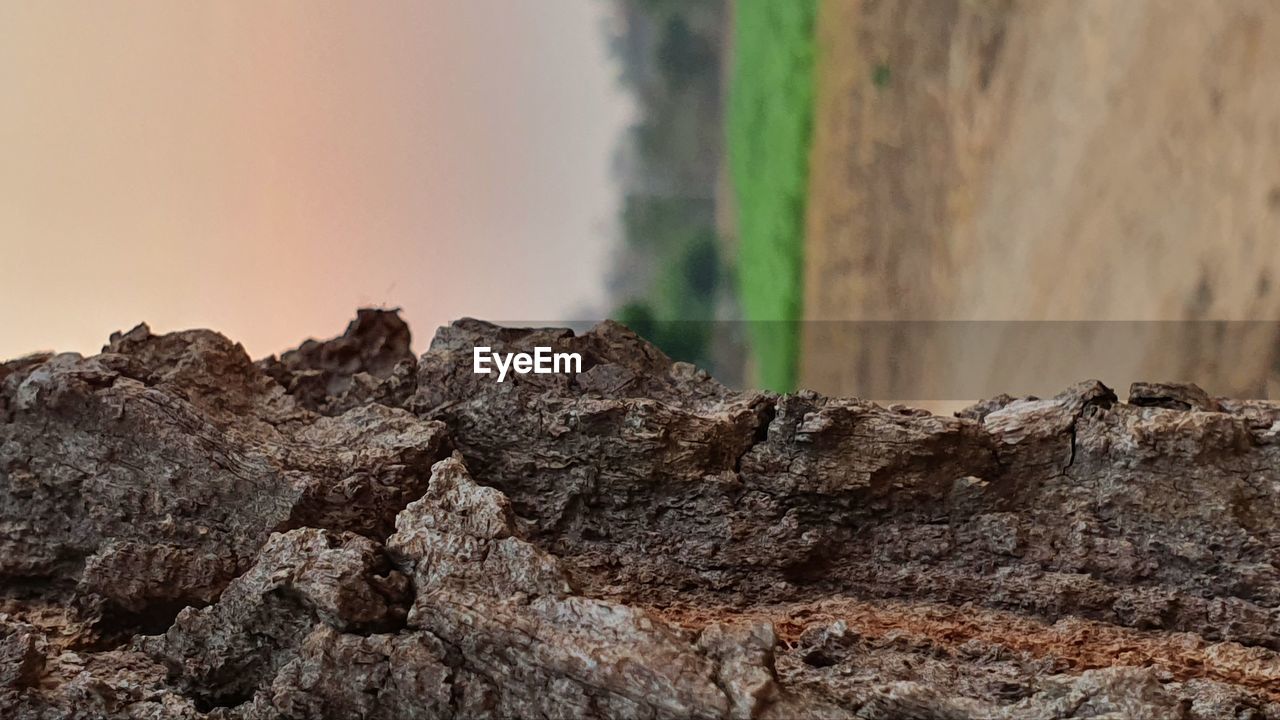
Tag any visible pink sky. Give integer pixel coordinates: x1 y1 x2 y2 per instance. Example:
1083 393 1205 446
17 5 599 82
0 1 634 359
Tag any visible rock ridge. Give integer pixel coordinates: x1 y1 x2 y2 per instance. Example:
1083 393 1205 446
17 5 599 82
0 310 1276 718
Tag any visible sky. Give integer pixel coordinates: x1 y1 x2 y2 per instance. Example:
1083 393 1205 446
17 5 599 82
0 1 635 359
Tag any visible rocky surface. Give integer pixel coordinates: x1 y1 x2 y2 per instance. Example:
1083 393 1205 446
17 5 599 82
1 310 1278 718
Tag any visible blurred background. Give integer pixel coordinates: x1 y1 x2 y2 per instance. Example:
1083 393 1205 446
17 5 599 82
5 1 1280 401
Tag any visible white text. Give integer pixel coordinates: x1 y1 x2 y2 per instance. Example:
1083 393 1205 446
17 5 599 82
473 346 582 382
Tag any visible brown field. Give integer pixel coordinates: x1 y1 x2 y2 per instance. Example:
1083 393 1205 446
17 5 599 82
801 0 1280 403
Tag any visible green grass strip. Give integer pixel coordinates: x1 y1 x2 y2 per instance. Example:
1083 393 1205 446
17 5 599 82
727 0 818 392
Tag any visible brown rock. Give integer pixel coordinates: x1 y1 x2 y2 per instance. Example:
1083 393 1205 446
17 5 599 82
257 308 417 415
0 321 447 640
0 312 1277 718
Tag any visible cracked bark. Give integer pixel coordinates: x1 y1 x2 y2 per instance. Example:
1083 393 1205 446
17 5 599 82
1 311 1278 718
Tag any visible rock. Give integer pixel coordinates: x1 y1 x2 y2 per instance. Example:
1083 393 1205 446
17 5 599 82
258 308 417 415
411 323 1276 651
1129 382 1221 412
0 321 448 640
142 528 410 709
384 454 794 719
1 311 1277 718
0 618 46 690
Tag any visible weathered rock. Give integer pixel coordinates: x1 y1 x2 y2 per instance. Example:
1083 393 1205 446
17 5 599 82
0 618 46 691
258 308 417 415
0 322 448 638
413 322 1279 651
1129 381 1221 412
0 623 202 720
142 528 410 709
133 455 813 719
411 319 778 595
236 627 452 720
1 312 1278 718
383 454 819 720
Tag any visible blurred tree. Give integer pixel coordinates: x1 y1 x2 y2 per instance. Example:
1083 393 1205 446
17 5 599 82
682 230 720 297
605 0 734 378
657 16 716 90
614 301 659 340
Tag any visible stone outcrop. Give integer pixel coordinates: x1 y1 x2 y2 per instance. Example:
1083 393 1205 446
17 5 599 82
0 319 447 642
1 311 1277 718
257 308 418 415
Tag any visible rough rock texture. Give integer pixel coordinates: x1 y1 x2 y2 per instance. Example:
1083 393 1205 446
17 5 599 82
2 311 1278 718
0 320 448 641
257 309 417 416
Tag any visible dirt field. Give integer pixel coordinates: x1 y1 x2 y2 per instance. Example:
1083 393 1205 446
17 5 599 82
802 0 1280 402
